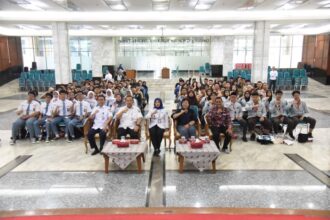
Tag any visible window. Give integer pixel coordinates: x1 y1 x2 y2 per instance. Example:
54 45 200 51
233 36 253 66
69 37 92 70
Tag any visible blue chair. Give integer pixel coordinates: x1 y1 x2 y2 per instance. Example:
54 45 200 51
293 69 300 79
293 77 301 91
240 70 247 79
19 78 25 91
300 77 308 90
76 64 82 70
87 70 93 80
233 70 240 79
82 70 88 80
246 73 251 81
300 69 307 78
277 71 284 79
204 63 211 75
284 72 292 90
199 66 205 75
227 71 234 79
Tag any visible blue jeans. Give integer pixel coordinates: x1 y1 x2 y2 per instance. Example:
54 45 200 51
12 117 36 140
68 117 85 138
33 116 51 138
51 116 70 136
177 125 196 139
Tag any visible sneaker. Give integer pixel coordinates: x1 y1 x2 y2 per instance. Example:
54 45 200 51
10 139 16 145
242 136 248 142
31 138 36 144
71 135 75 140
289 131 295 140
53 135 60 141
66 138 72 143
308 133 313 138
91 149 100 156
45 137 50 143
222 148 230 154
250 133 256 141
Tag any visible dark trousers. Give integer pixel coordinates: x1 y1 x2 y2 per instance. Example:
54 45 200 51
291 116 316 131
271 116 294 134
87 128 107 151
248 116 272 134
233 118 248 137
210 125 231 150
149 125 164 151
269 80 276 92
117 127 139 139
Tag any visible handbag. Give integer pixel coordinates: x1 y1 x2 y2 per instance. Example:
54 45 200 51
297 123 309 143
256 135 273 145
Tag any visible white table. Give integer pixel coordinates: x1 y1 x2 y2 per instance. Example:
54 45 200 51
102 141 148 173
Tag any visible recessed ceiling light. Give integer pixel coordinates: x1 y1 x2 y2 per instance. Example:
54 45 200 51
318 0 330 4
104 0 127 11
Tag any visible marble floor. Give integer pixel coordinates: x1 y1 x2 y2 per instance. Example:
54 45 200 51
0 77 329 212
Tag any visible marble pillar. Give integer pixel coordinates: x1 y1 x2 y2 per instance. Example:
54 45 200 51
91 37 116 77
52 22 71 84
210 36 234 77
252 21 270 83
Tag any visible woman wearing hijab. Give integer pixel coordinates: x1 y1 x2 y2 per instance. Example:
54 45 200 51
105 89 115 107
86 91 97 109
51 91 59 103
145 98 169 156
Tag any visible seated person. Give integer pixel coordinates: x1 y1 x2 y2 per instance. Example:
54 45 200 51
88 95 113 155
50 90 73 141
10 91 41 144
115 95 143 139
111 93 125 116
246 91 272 140
33 92 53 143
172 98 197 139
269 90 295 139
287 90 316 139
67 91 92 142
226 92 248 142
206 97 232 153
176 88 188 109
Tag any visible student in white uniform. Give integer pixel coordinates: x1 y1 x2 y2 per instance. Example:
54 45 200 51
86 91 98 109
67 91 92 142
87 95 113 155
33 92 53 143
10 91 41 144
145 98 169 156
115 95 143 139
269 66 278 93
50 90 73 141
104 71 113 82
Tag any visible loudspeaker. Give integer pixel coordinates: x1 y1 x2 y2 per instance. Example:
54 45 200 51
31 62 37 70
211 65 223 77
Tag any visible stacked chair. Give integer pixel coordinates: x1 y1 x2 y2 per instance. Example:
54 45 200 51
19 69 55 91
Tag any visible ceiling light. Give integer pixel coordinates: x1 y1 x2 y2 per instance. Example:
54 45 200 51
322 3 330 8
152 0 169 11
213 25 222 28
278 3 296 10
194 0 216 10
318 0 330 4
104 0 127 11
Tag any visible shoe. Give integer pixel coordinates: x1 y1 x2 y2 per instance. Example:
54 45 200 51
222 148 230 154
45 137 50 143
71 136 75 140
242 136 248 142
10 139 16 145
289 131 295 140
66 138 72 143
31 138 36 144
53 135 60 141
91 149 100 155
308 133 313 138
250 133 256 141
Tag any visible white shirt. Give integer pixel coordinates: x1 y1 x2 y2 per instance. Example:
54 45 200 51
91 105 112 129
40 101 53 117
73 100 92 117
269 70 278 80
115 106 143 129
86 99 98 109
53 99 73 117
105 73 113 82
17 100 41 116
145 108 169 129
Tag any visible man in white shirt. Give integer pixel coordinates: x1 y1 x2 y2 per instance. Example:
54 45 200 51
115 95 143 139
87 95 113 155
33 92 53 143
104 71 113 82
269 66 278 93
67 91 92 142
10 91 41 144
50 90 73 141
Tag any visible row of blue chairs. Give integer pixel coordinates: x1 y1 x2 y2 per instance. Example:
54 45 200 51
267 68 308 90
72 69 93 82
199 62 211 75
227 69 252 81
19 70 56 91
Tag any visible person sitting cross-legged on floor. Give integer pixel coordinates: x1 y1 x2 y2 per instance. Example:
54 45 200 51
206 97 232 153
245 91 272 141
67 91 92 142
287 90 316 139
10 91 41 145
33 92 53 143
50 90 73 141
115 95 143 139
87 94 113 155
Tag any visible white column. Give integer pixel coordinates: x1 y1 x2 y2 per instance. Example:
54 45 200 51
210 36 234 76
91 37 116 77
52 22 71 84
252 21 270 82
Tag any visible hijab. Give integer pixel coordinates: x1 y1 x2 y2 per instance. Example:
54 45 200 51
153 98 164 110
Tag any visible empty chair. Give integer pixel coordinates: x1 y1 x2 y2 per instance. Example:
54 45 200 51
300 69 307 78
300 77 308 90
204 62 211 75
293 69 300 79
227 71 234 79
199 66 205 75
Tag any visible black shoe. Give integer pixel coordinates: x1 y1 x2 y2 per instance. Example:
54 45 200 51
242 136 248 142
308 133 313 138
250 133 256 141
289 131 295 140
91 149 100 155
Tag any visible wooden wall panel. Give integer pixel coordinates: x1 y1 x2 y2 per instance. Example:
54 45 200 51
0 36 23 72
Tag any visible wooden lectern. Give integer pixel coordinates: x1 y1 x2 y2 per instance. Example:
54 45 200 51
162 67 170 79
126 69 136 79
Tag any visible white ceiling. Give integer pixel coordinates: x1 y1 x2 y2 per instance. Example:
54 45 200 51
0 0 329 36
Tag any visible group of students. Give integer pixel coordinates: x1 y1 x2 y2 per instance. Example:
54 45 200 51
173 76 316 153
10 78 151 155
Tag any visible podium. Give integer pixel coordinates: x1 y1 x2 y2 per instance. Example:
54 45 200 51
126 69 136 79
162 67 170 79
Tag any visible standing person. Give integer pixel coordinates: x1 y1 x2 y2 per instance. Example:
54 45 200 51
145 98 169 156
287 90 316 139
10 91 41 145
67 91 92 142
269 66 278 93
206 97 232 153
104 70 113 82
50 90 73 141
33 92 53 143
269 90 295 139
87 95 113 155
